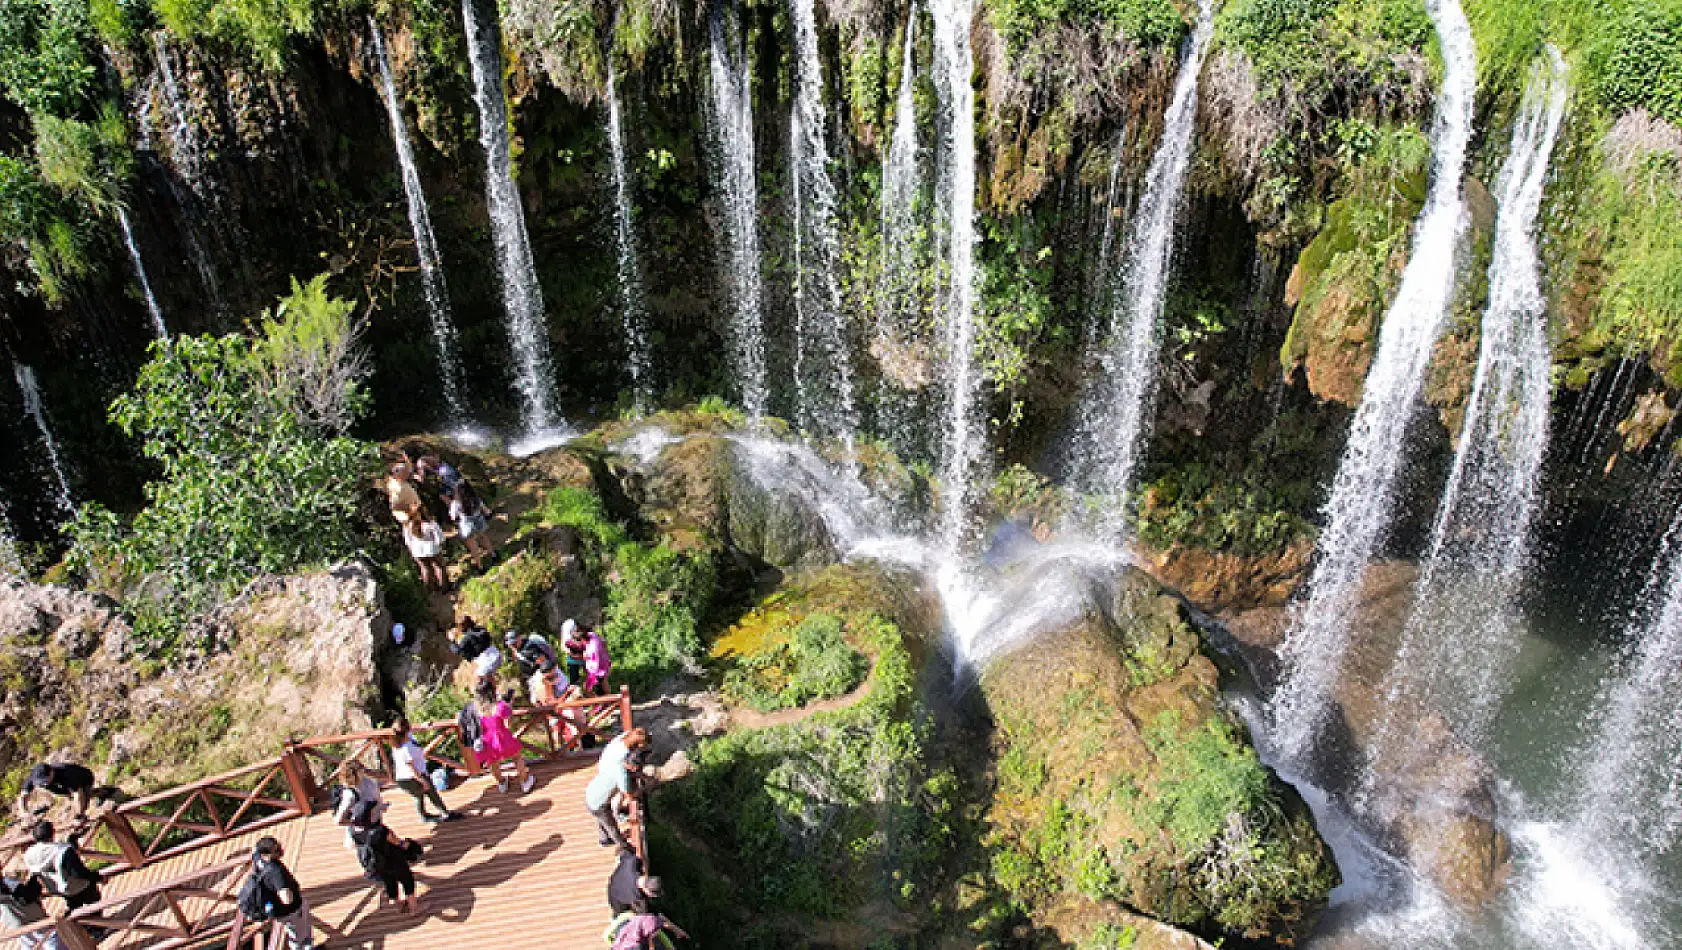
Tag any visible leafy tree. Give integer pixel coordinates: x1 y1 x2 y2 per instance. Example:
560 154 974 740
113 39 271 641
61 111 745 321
68 275 378 653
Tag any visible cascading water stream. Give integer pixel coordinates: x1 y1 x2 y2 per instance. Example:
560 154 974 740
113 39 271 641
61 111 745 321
873 9 928 460
930 0 983 548
787 0 859 454
1371 49 1569 754
371 20 468 423
606 59 652 408
13 364 74 518
1084 123 1129 346
1268 0 1478 764
1065 0 1214 534
462 0 559 439
1512 513 1682 950
116 205 168 338
152 32 225 316
705 5 769 421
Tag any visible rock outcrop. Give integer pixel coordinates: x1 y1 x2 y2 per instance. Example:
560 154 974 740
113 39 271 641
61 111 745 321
981 566 1338 946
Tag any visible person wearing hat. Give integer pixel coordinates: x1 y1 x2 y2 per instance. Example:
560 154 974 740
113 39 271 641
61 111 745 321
605 846 662 915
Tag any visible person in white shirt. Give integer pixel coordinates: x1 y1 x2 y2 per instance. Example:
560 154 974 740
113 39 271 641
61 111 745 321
389 718 459 823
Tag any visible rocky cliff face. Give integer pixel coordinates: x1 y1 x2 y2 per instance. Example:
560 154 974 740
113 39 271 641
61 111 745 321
0 562 392 802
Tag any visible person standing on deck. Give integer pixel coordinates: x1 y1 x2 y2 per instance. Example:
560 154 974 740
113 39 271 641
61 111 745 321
475 679 537 794
390 718 460 823
22 823 100 913
585 728 648 849
605 846 663 915
250 836 316 950
566 622 612 696
1 869 61 949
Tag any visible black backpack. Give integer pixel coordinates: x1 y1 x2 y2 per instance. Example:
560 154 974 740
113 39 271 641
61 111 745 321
456 703 484 750
236 862 273 922
0 875 44 913
330 784 360 822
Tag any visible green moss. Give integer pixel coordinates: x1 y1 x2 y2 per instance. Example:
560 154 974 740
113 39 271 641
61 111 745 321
1134 460 1315 556
721 611 871 712
986 0 1185 53
459 548 560 634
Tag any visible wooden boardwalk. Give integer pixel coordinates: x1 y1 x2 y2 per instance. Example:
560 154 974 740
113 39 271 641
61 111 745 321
34 754 620 950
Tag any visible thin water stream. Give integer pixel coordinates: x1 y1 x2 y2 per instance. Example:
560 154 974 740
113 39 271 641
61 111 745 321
606 59 652 408
116 205 168 338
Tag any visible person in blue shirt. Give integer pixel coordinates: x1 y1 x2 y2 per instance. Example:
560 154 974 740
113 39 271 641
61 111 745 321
584 728 649 849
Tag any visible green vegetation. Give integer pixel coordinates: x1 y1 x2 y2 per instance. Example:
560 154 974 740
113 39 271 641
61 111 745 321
523 485 719 692
1135 461 1314 554
986 0 1185 53
458 548 561 634
66 275 377 655
662 610 958 926
722 612 870 712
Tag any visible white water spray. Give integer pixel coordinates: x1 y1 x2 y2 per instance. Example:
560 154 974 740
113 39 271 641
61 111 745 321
1066 0 1215 535
787 0 858 453
606 59 653 408
1269 0 1478 763
930 0 984 548
1377 48 1569 749
116 205 167 338
371 20 469 422
463 0 559 436
14 365 74 518
706 5 769 421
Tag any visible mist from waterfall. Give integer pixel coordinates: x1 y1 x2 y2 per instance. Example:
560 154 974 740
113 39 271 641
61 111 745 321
371 20 468 423
930 0 983 548
1065 0 1214 535
606 59 653 408
116 205 168 338
1268 0 1478 764
14 364 74 518
706 4 769 421
462 0 558 437
873 9 932 462
1373 49 1568 754
787 0 858 453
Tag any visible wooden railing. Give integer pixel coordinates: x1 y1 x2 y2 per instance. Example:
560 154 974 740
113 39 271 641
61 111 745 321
3 688 641 950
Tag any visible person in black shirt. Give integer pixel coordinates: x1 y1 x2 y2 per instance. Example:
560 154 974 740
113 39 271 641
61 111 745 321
606 847 663 915
252 836 315 950
14 762 96 820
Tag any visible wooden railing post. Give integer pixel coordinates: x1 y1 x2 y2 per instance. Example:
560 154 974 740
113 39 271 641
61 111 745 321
54 916 99 950
279 742 317 816
105 810 148 870
618 685 634 733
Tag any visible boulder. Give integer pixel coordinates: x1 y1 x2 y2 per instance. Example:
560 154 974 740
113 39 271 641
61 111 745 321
981 566 1338 945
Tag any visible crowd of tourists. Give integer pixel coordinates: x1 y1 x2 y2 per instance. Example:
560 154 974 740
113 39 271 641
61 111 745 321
386 445 497 592
2 448 690 948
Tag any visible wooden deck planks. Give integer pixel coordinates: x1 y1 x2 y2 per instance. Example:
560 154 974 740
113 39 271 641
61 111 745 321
286 757 619 950
1 755 623 950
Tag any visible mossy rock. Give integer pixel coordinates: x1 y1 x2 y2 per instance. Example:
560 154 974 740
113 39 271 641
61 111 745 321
981 567 1337 944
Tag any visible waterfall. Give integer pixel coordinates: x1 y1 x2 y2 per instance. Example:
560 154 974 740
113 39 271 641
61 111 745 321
116 205 168 338
1268 0 1478 763
705 4 769 421
1065 0 1215 533
1085 123 1130 346
1511 514 1682 950
930 0 983 547
13 365 74 518
462 0 558 436
873 8 929 461
152 33 224 316
1375 49 1569 750
606 59 653 408
371 21 469 423
787 0 858 453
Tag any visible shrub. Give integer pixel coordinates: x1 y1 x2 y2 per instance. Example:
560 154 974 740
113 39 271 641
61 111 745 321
1585 0 1682 124
458 548 561 635
722 612 870 712
66 275 377 654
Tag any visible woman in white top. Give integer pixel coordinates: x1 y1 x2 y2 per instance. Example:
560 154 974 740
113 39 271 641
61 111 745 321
402 506 448 592
334 759 386 849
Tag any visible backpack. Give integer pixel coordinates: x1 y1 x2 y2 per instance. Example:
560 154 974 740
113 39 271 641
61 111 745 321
0 875 44 913
236 862 274 922
457 703 485 752
330 784 360 823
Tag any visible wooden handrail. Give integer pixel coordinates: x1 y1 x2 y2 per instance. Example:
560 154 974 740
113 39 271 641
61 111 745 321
0 856 250 950
0 690 642 921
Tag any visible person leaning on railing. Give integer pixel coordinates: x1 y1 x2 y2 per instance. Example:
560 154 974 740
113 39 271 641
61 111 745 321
247 836 316 950
585 728 649 851
22 823 100 915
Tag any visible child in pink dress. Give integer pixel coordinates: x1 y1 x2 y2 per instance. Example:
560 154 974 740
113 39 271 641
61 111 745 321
474 680 534 794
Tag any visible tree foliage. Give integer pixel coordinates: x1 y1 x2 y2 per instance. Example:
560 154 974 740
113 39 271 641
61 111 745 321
68 276 377 652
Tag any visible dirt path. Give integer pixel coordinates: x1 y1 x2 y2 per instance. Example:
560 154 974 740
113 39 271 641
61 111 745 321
724 672 874 729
